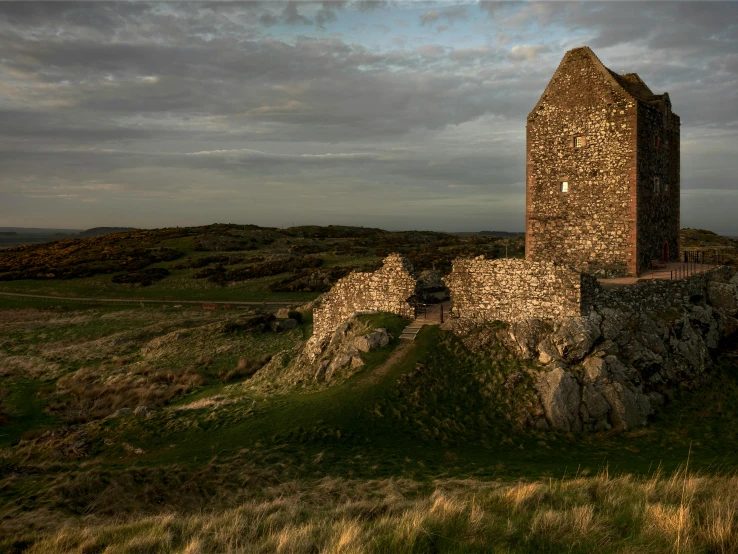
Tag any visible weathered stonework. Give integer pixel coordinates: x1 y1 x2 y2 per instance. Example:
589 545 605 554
447 256 731 329
446 257 595 325
595 267 733 314
312 254 418 339
526 46 680 277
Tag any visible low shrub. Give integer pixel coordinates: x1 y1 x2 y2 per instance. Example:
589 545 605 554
112 268 170 286
219 355 272 382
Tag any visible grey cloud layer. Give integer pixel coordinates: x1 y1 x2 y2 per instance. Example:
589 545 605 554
0 1 736 232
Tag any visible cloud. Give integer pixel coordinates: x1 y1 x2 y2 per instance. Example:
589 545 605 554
0 1 735 233
420 5 467 26
509 44 550 62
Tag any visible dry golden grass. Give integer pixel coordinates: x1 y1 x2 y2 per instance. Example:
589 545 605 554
12 470 738 554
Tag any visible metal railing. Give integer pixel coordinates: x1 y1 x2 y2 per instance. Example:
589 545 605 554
412 302 444 323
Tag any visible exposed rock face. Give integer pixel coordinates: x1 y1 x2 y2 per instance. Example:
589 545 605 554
527 296 736 432
353 329 390 353
708 282 738 316
258 317 393 388
535 367 582 432
447 267 738 433
505 318 551 359
537 313 602 364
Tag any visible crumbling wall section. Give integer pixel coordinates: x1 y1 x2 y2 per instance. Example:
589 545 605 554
312 254 418 339
447 257 593 325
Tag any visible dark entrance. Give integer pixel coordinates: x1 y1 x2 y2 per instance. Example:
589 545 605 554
662 241 670 263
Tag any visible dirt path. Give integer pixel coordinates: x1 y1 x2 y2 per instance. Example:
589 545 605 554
361 339 414 385
0 291 295 307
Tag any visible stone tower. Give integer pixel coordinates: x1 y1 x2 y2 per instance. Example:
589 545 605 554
526 46 680 277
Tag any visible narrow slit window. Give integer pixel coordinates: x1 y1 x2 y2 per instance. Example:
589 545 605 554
664 182 670 194
655 136 660 148
653 177 660 194
560 181 569 193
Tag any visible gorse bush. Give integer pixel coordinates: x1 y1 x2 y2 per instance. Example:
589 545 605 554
111 268 170 286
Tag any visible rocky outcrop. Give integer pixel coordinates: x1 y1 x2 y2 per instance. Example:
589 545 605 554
535 367 582 432
537 313 602 364
707 282 738 316
456 268 738 433
256 316 393 389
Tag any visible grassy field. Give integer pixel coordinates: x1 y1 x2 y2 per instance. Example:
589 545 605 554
1 225 737 552
1 296 738 552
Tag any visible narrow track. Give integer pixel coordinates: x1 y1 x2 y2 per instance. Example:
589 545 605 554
0 291 295 307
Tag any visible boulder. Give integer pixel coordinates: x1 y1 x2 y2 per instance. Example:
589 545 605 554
275 307 292 319
134 405 150 416
535 367 582 432
270 318 298 332
707 282 738 316
582 355 636 385
324 345 364 381
353 328 391 352
717 312 738 338
581 384 610 421
582 355 609 384
599 308 631 341
601 382 650 430
507 318 549 359
537 315 601 364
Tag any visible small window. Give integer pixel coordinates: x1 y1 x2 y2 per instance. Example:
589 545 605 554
664 182 670 194
574 136 585 148
560 181 569 193
653 177 660 194
655 136 660 148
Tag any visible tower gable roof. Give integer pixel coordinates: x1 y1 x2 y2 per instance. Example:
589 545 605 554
528 46 644 120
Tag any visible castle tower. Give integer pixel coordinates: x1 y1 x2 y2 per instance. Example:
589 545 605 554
525 46 680 277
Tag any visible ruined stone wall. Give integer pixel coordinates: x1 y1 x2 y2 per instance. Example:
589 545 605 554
594 267 732 313
312 254 418 339
636 101 681 272
526 47 638 277
446 257 593 324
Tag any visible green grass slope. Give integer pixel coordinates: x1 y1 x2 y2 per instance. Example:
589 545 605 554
2 298 738 552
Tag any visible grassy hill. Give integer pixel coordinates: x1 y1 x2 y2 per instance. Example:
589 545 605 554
0 224 524 303
1 296 738 551
1 225 738 552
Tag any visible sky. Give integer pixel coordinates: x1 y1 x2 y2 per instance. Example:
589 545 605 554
0 1 736 234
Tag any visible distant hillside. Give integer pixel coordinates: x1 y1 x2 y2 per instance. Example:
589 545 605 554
77 227 137 237
452 230 525 238
0 223 525 293
0 227 80 249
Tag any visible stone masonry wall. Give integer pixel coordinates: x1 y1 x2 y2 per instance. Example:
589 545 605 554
312 254 418 339
636 100 681 272
526 47 637 277
595 267 732 314
446 258 592 324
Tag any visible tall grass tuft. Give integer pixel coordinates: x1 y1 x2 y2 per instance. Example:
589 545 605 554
12 469 738 554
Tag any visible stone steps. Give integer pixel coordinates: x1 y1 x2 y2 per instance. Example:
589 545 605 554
399 320 431 340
